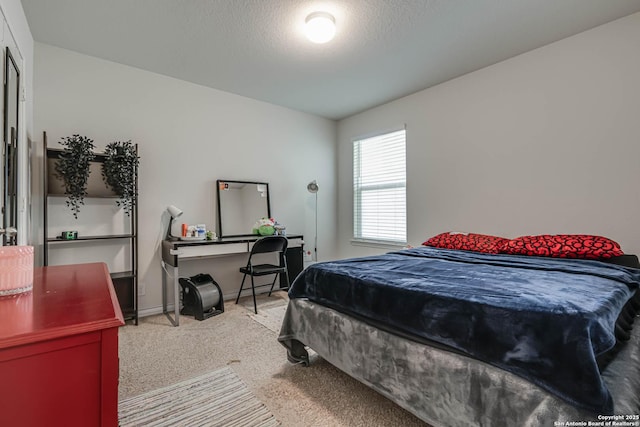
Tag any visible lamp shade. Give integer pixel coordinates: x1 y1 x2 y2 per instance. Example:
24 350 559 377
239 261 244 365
307 180 319 193
167 205 183 219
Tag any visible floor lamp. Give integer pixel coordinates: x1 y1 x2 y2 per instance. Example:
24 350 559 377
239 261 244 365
307 180 319 261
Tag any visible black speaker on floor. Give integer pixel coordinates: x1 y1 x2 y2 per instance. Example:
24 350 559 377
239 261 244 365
179 274 224 321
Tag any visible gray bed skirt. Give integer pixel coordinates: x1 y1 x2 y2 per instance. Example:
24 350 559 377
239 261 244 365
278 298 640 427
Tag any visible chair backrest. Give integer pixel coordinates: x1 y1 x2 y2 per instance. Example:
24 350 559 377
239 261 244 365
250 236 288 256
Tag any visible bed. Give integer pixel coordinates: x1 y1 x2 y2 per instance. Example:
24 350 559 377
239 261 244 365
278 246 640 426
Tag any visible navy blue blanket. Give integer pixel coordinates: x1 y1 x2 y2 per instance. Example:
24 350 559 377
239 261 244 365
288 247 640 414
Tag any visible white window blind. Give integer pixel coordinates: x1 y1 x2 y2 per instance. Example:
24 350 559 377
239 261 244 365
353 129 406 244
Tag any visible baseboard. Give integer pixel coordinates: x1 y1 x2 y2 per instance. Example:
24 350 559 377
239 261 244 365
138 305 169 318
137 289 285 319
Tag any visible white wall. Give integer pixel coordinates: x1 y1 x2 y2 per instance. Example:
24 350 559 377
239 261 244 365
337 12 640 258
0 0 33 247
34 43 336 314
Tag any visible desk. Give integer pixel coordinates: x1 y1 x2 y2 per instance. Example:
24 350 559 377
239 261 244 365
161 234 303 326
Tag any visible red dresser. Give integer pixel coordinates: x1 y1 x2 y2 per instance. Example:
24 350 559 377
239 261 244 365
0 263 125 427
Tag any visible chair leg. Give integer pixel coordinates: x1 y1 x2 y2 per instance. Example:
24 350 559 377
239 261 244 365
282 256 290 290
236 273 247 304
268 273 279 297
283 269 291 290
250 275 258 314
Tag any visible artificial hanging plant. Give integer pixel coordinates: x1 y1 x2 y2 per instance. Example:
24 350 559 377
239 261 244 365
102 140 139 216
54 134 95 219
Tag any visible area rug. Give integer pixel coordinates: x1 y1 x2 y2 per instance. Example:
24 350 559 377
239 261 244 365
249 303 288 333
239 294 288 334
119 366 279 427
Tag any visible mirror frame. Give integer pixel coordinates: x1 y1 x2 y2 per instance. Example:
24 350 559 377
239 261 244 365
216 179 271 238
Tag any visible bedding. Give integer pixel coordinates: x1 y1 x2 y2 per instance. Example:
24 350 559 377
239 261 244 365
286 247 640 414
422 232 508 254
501 234 624 259
279 298 640 427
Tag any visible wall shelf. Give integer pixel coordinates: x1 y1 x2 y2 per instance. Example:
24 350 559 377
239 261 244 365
47 194 121 199
110 271 135 280
43 131 139 325
47 234 136 243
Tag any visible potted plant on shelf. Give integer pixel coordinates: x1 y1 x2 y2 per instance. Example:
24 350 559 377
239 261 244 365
102 140 139 216
54 134 95 219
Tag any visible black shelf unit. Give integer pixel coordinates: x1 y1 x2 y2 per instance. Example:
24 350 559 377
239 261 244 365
43 132 139 324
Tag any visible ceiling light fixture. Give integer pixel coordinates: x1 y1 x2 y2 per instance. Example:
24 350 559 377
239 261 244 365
305 12 336 44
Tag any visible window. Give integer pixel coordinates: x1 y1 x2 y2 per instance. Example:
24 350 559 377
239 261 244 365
353 128 406 244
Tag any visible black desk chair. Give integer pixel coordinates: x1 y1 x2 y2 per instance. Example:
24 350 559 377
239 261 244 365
235 236 290 314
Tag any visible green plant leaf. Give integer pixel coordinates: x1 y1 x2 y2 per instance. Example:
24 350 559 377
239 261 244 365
54 134 95 219
102 140 139 216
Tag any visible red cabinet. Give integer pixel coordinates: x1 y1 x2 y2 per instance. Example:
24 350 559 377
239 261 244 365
0 263 124 427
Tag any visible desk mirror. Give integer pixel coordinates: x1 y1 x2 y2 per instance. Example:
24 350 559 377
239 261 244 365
217 180 271 238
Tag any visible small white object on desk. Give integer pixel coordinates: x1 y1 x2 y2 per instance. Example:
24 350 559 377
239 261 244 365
179 235 206 241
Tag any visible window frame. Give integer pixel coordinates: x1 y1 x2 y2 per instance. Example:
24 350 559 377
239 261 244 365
352 126 407 247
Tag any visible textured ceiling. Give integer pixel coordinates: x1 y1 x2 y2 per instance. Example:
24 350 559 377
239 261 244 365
20 0 640 120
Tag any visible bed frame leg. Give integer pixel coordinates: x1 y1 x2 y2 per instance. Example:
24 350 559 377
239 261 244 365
286 339 310 367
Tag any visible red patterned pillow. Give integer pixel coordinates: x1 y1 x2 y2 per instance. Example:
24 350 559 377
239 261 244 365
501 234 623 259
422 232 508 254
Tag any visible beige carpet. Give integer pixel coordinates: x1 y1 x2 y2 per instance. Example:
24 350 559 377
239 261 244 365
119 292 426 426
